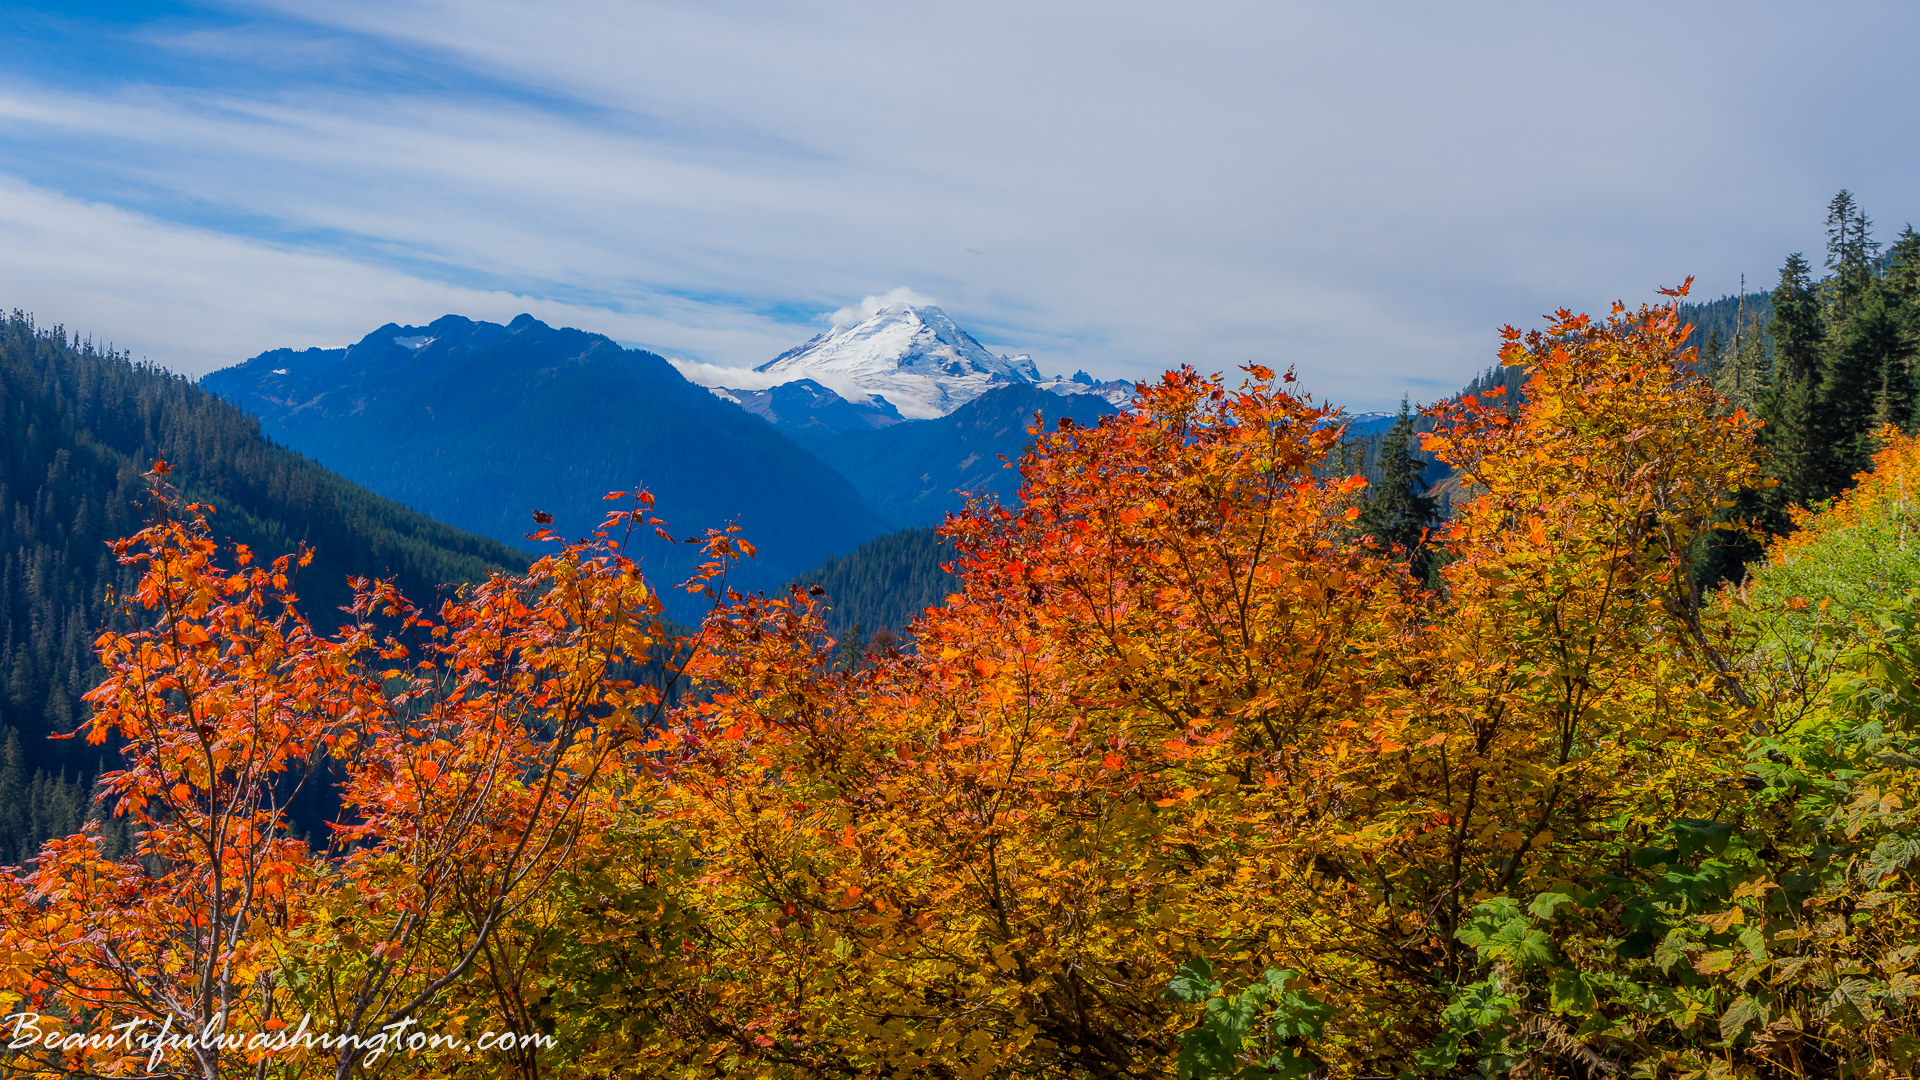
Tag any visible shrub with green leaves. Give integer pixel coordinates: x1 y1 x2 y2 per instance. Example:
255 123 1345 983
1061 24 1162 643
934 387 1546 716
1163 959 1336 1080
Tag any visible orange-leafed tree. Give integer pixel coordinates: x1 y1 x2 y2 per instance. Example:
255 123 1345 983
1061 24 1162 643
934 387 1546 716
630 366 1419 1076
1398 283 1764 920
623 285 1766 1077
0 470 690 1080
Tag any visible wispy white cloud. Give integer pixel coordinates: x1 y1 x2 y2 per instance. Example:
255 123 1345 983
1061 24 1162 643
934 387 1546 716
0 177 807 374
828 288 938 329
663 357 883 407
664 359 782 391
0 1 1915 406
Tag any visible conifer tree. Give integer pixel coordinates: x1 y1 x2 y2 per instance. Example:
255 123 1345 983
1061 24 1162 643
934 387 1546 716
1699 287 1776 587
1824 190 1880 322
1357 397 1439 578
1818 282 1896 487
1858 290 1916 436
1700 328 1725 376
1711 295 1771 418
1889 225 1920 361
1889 225 1920 307
1762 253 1825 506
1809 202 1915 488
0 727 22 863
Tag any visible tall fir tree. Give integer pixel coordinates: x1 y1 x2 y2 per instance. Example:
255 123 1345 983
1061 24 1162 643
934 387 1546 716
1700 328 1725 374
0 727 23 864
1761 252 1825 507
1889 225 1920 362
1357 397 1439 579
1888 225 1920 307
1860 290 1917 436
1824 189 1880 323
1703 198 1920 588
1811 201 1916 490
1817 281 1895 490
1699 285 1776 587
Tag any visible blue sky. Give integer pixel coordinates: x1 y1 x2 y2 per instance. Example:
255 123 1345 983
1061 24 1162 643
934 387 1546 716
1 0 1916 409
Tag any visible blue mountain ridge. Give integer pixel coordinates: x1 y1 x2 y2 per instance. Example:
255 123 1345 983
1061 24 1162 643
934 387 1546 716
203 314 895 622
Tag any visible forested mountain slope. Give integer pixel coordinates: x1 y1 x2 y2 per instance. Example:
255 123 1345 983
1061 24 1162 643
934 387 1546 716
789 525 956 644
203 314 894 621
1678 288 1773 351
810 382 1119 526
0 310 526 865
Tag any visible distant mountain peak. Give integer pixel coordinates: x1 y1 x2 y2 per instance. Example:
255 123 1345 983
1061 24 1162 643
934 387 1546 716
755 303 1040 420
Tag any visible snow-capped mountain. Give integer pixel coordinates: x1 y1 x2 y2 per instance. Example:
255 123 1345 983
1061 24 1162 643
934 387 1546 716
754 303 1042 420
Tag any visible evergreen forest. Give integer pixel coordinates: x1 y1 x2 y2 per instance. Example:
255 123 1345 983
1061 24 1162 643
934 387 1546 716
0 311 526 864
791 524 958 646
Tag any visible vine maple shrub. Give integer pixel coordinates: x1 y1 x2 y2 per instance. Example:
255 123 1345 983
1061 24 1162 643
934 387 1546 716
0 474 707 1080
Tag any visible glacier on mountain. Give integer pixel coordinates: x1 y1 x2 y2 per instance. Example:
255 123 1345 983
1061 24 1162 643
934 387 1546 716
678 300 1137 421
752 303 1042 420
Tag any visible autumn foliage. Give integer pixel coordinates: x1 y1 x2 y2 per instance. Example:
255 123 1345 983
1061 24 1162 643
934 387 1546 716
611 289 1764 1076
0 478 693 1078
12 285 1920 1078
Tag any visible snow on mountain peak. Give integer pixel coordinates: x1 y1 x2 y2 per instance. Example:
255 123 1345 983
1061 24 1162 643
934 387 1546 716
755 303 1040 420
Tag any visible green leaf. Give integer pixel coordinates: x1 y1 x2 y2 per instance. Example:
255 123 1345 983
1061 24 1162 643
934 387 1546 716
1550 968 1598 1017
1653 931 1694 974
1269 991 1335 1041
1693 950 1735 975
1166 958 1219 1005
1245 1049 1318 1079
1719 994 1767 1040
1674 819 1738 859
1528 891 1578 920
1633 846 1679 868
1457 897 1553 969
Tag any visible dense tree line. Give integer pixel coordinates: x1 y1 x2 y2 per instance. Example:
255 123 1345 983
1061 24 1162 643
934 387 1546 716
1678 194 1920 583
0 310 527 865
792 524 957 649
1749 193 1920 510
